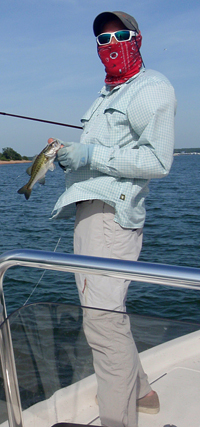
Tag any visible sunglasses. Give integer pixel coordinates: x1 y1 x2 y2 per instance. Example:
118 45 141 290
96 30 136 46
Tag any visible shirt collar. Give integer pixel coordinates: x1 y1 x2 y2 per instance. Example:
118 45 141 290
99 68 146 96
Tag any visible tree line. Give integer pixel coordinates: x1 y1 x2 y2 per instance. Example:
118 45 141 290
0 147 29 161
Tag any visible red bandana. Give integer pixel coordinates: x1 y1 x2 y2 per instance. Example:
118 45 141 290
98 32 142 86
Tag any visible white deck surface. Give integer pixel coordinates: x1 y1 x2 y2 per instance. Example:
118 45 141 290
137 329 200 427
138 364 200 426
91 330 200 427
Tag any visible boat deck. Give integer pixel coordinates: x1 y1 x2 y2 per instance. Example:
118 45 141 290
91 330 200 427
139 351 200 426
0 330 199 427
0 250 199 427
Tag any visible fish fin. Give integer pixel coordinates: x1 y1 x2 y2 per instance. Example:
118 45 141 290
26 156 37 175
26 165 32 176
38 177 45 185
49 163 55 172
17 185 32 200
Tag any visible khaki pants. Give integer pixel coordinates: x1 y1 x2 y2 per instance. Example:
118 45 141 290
74 200 151 427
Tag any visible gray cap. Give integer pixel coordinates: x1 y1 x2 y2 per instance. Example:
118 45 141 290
93 11 139 36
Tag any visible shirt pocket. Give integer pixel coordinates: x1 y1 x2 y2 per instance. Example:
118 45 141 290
81 97 105 124
103 106 139 148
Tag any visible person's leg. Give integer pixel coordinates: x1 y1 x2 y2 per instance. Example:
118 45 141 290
74 200 151 426
74 200 144 311
83 309 142 427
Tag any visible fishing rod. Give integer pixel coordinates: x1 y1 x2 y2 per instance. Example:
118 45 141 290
0 111 83 130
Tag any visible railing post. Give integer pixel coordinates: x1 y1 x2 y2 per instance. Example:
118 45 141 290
0 272 24 427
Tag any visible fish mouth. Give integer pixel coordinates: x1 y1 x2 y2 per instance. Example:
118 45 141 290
45 140 62 157
50 139 63 150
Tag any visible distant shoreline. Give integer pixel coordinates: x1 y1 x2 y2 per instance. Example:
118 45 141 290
1 152 200 165
0 160 31 165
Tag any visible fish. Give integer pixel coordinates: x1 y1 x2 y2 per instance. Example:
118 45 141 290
17 139 62 200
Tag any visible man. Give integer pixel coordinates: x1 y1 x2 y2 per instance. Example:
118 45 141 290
50 11 176 427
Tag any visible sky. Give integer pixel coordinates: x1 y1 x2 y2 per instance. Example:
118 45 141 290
0 0 199 156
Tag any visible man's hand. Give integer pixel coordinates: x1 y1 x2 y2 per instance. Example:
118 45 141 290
48 139 94 171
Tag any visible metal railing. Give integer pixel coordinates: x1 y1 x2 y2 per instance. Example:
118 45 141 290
0 248 200 427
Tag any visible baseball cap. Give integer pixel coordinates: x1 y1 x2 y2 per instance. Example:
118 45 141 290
93 11 139 36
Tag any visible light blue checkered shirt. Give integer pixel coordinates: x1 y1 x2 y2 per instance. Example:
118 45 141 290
52 69 176 228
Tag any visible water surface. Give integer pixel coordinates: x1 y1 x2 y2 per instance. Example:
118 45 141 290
0 155 200 322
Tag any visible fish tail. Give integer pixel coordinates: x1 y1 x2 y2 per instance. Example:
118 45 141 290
17 184 32 200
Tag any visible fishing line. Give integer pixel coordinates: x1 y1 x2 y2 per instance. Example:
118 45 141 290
23 236 62 306
0 111 83 130
16 167 29 181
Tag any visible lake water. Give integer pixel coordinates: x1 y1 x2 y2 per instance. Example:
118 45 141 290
0 155 200 323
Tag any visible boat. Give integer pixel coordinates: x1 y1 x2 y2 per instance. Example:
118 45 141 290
0 248 200 427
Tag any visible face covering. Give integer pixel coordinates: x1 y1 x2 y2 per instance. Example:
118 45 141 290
97 32 143 86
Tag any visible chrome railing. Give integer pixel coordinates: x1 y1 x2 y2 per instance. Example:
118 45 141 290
0 248 200 427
